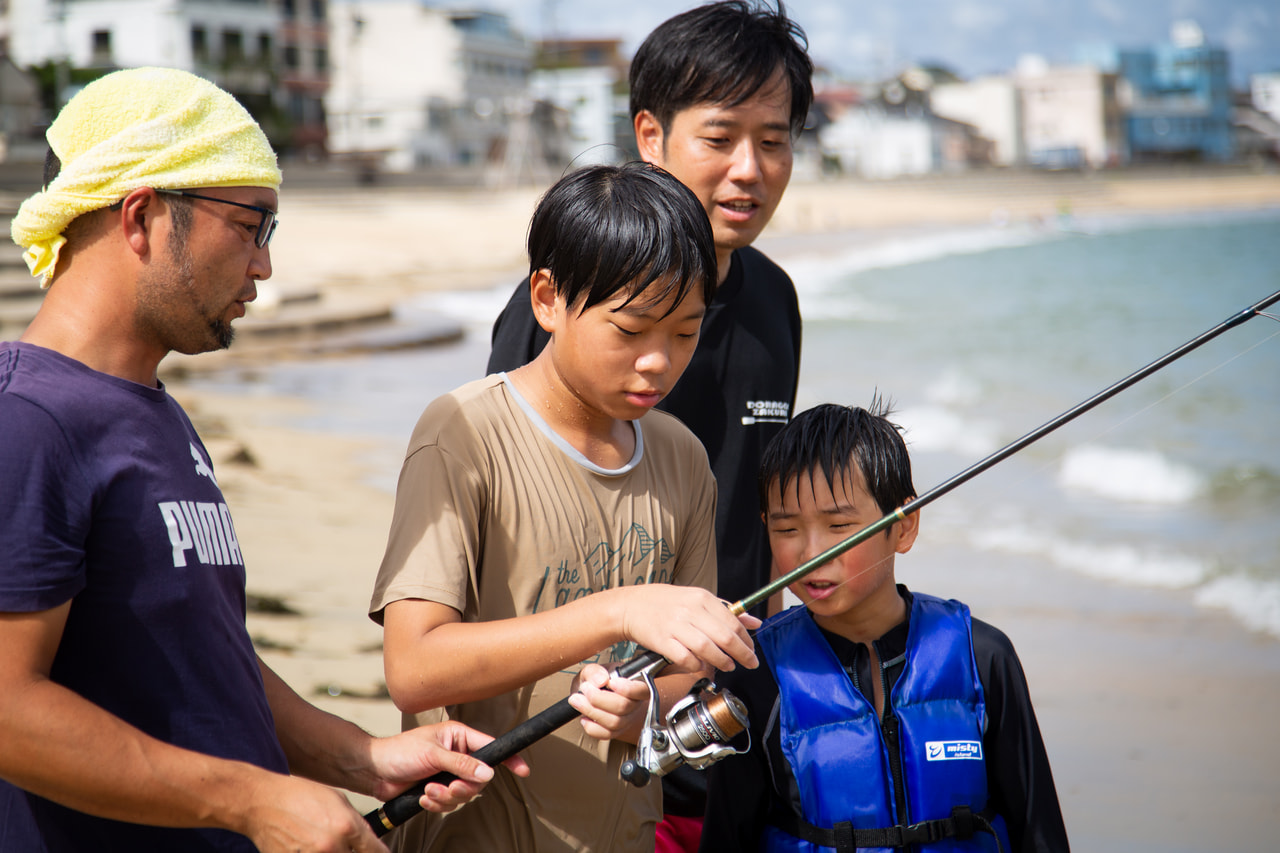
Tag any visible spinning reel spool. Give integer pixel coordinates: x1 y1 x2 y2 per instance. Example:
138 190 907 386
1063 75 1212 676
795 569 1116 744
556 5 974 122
619 671 750 787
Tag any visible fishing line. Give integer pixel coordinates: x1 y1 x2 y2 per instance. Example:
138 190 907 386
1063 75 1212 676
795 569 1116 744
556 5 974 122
1084 325 1280 437
770 303 1280 610
784 550 900 618
782 314 1280 619
886 317 1280 562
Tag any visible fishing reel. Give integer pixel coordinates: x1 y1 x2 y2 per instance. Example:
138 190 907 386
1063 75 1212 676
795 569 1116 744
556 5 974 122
619 669 750 787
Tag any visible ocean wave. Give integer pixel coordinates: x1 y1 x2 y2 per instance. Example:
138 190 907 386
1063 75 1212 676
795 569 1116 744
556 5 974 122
1058 444 1203 504
797 291 901 322
403 283 522 331
897 404 1000 456
1207 463 1280 504
1194 575 1280 640
970 525 1208 589
785 224 1058 297
923 368 983 407
1068 206 1280 240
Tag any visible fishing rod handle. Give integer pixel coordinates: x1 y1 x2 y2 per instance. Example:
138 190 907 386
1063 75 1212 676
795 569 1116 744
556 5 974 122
366 699 578 835
365 647 668 836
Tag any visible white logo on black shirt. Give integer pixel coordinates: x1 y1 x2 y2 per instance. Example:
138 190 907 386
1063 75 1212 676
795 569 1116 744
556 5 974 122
158 501 244 568
742 400 790 425
191 443 217 485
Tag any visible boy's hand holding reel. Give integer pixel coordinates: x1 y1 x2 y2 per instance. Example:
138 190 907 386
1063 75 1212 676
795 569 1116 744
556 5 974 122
617 655 750 788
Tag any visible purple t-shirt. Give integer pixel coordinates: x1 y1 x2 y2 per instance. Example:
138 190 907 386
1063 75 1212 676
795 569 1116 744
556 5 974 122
0 342 287 852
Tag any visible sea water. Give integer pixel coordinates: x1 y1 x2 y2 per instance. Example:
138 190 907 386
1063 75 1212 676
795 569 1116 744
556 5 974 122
786 207 1280 639
195 206 1280 639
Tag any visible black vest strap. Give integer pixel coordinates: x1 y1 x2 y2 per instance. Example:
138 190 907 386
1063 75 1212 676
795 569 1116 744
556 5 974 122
769 804 1003 853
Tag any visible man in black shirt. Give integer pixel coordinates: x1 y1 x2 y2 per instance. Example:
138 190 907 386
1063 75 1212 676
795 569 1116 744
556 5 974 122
487 10 812 842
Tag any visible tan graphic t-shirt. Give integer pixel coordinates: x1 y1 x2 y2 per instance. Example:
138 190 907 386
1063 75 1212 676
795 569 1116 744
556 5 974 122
370 374 718 853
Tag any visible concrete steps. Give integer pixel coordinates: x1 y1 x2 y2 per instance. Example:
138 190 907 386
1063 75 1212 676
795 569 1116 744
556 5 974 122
0 230 463 363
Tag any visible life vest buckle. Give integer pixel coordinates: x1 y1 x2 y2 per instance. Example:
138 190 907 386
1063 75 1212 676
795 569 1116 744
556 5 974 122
948 804 979 839
887 819 946 847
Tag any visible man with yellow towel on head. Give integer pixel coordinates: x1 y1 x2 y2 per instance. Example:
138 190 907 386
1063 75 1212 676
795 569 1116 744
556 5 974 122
0 67 522 853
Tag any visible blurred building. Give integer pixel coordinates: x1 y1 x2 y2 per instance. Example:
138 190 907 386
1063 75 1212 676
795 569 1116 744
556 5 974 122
1115 21 1235 162
1251 71 1280 124
2 0 324 154
806 76 858 178
529 37 629 166
1014 56 1124 169
279 0 332 157
1236 75 1280 162
819 71 988 178
326 2 534 174
6 0 277 92
819 109 935 178
536 37 627 77
930 75 1024 167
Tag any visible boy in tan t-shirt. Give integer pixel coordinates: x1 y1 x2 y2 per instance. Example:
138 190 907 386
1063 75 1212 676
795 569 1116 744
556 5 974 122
370 162 761 853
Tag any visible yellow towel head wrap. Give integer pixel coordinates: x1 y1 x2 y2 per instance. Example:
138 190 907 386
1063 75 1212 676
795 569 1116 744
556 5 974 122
11 66 282 287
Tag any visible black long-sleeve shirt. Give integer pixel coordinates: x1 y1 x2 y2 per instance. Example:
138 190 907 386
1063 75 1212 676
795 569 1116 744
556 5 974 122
699 588 1070 853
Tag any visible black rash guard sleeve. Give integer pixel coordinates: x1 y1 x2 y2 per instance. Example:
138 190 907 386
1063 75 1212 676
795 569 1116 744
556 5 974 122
971 618 1070 852
486 275 547 374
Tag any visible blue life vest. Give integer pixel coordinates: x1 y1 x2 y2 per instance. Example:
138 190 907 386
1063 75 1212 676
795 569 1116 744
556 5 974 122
757 594 1011 853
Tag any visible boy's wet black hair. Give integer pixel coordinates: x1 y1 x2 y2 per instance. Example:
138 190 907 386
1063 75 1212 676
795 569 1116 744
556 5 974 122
527 161 717 315
629 0 814 137
758 399 917 520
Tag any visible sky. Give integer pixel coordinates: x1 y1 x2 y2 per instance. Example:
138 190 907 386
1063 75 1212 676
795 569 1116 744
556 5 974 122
480 0 1280 87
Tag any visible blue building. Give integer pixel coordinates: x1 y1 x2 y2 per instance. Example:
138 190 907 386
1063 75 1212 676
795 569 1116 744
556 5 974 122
1117 23 1234 162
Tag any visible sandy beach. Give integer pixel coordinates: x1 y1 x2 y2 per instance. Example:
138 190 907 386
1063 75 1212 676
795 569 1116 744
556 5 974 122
163 167 1280 847
261 165 1280 297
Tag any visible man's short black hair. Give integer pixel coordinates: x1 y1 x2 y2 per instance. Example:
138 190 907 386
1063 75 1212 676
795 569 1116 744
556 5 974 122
629 1 814 137
527 161 718 315
758 400 917 519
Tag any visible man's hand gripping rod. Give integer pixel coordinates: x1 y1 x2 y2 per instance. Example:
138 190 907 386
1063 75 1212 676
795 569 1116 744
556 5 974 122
365 648 670 835
366 286 1280 837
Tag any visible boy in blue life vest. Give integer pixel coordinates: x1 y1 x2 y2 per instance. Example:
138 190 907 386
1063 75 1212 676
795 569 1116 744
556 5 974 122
699 402 1069 852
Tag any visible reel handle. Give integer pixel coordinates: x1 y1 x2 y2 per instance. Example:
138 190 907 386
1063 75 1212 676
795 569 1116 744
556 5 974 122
618 759 651 787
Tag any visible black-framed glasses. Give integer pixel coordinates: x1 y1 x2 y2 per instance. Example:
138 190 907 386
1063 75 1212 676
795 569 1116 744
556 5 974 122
156 188 278 248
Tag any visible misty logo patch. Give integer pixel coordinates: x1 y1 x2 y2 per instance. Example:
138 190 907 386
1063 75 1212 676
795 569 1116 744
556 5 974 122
925 740 983 761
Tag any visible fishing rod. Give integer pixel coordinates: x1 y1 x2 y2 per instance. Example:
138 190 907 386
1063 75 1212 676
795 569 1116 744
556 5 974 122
366 286 1280 837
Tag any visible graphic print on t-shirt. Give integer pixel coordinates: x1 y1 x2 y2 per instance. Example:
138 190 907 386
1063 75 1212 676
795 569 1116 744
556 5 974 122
156 444 243 568
191 441 218 484
530 522 674 670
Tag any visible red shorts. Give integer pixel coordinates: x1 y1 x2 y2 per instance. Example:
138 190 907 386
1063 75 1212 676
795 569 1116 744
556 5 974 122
655 813 704 853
